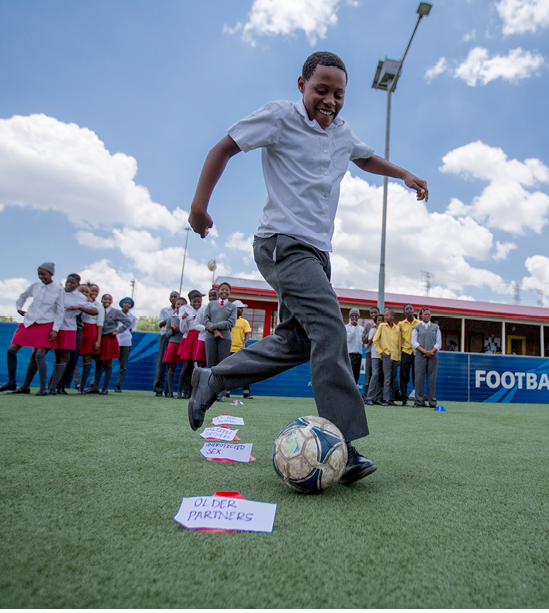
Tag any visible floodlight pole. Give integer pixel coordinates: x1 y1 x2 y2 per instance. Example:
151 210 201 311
376 4 431 313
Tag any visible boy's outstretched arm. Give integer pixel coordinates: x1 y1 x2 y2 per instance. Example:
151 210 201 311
189 135 242 238
353 154 428 202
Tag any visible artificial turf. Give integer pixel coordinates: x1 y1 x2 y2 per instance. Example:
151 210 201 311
1 390 548 608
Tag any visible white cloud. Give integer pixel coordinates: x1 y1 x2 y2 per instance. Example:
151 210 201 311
425 57 448 83
493 241 518 260
0 114 187 232
227 0 346 46
463 29 477 42
0 277 32 320
330 173 513 298
454 47 545 86
496 0 549 35
521 255 549 304
441 141 549 234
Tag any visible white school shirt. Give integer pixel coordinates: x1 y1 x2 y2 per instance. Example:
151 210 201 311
180 305 206 340
369 327 381 359
159 306 176 336
346 323 364 354
411 322 442 351
16 281 65 331
227 99 374 252
60 289 92 331
81 300 105 326
117 311 137 347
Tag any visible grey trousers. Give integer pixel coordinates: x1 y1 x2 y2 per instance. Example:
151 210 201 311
414 353 438 406
212 234 369 442
116 345 131 388
349 353 362 384
362 352 372 398
367 357 383 403
382 356 399 402
153 335 169 393
205 336 232 368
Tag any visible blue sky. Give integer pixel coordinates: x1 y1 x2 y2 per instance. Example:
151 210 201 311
1 0 549 318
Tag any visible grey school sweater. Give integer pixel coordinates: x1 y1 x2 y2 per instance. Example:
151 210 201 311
203 300 237 340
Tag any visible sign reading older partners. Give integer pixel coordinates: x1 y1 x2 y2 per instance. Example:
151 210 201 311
200 427 239 441
174 496 277 533
471 357 549 403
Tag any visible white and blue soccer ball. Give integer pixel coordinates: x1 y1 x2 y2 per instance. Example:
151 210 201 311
272 416 348 494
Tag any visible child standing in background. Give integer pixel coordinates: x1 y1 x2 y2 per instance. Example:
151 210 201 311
115 297 137 392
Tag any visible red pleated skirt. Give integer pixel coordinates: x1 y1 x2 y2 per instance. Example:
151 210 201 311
56 329 77 350
80 323 98 355
12 322 57 349
163 341 182 364
97 334 120 361
179 330 206 362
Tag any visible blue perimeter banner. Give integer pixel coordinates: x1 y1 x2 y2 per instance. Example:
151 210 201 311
1 323 548 403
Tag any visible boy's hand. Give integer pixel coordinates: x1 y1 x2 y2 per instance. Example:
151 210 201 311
403 173 429 202
188 209 213 238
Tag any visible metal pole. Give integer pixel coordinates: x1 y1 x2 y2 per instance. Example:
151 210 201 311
179 228 190 294
377 12 425 312
378 88 392 313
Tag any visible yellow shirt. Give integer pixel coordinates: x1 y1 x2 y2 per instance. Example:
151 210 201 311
398 317 420 355
230 317 251 352
373 323 401 361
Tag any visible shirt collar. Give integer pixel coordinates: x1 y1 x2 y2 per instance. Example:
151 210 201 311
422 321 431 328
294 99 344 131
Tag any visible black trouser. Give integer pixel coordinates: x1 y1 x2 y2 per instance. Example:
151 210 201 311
362 352 372 398
349 353 362 384
57 327 83 389
153 335 169 393
399 351 414 401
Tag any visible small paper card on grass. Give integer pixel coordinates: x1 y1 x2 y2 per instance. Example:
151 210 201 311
200 427 238 441
212 415 245 426
174 496 277 533
200 442 253 463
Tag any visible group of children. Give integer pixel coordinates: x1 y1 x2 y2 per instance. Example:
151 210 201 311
153 283 253 400
0 262 137 396
346 304 441 408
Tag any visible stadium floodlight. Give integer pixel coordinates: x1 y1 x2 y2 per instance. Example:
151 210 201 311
372 2 432 312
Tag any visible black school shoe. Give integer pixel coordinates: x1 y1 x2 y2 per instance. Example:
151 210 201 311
56 387 68 395
339 444 377 485
7 387 30 394
0 382 17 392
115 386 122 393
188 368 218 431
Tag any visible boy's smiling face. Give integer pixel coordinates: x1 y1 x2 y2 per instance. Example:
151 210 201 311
298 64 346 129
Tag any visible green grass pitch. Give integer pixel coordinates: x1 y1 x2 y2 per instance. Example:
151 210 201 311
1 390 548 608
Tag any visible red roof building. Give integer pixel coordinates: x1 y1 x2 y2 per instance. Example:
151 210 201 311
216 276 549 357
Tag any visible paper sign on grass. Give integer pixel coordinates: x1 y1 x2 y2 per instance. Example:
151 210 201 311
212 415 245 426
200 442 253 463
200 427 238 441
174 496 277 533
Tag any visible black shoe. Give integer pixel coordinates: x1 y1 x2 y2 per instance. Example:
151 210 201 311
413 402 421 408
0 382 17 392
78 388 85 395
47 389 57 396
243 393 254 399
165 392 174 398
115 386 122 393
226 392 231 398
402 400 408 406
56 387 68 395
7 386 30 394
35 389 49 396
155 392 163 397
188 368 218 431
182 391 190 399
83 386 99 394
216 394 225 402
380 401 389 406
365 400 374 405
100 389 108 395
339 445 377 485
388 400 396 406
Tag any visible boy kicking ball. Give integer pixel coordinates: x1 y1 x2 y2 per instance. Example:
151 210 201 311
187 51 428 485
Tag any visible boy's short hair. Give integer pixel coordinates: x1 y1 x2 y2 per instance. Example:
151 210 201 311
302 51 348 83
68 273 81 283
218 282 231 291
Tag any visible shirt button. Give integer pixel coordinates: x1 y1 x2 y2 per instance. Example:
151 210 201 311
324 171 328 176
324 149 328 153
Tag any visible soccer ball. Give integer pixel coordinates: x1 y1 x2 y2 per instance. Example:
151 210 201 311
272 416 348 494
